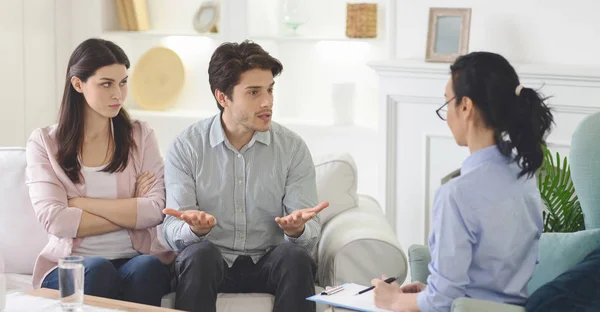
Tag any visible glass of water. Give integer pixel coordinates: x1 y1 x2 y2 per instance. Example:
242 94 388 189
58 256 84 311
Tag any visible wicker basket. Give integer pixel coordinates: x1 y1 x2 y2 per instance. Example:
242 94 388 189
346 3 377 38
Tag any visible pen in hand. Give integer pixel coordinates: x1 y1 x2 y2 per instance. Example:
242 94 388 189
356 276 398 295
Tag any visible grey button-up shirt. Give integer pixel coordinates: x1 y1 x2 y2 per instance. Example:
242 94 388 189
163 113 320 266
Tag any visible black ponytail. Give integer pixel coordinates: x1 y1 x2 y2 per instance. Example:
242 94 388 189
450 52 554 178
510 87 554 177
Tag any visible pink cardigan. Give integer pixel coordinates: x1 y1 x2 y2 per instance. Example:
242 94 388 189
25 120 176 288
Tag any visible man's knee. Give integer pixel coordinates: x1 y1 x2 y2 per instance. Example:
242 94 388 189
176 241 223 275
272 243 316 274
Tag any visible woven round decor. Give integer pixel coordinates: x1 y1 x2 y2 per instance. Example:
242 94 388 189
131 46 185 110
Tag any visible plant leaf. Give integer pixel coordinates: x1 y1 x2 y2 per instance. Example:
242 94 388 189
538 145 585 233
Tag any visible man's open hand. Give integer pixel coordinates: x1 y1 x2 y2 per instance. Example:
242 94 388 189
275 201 329 237
163 208 217 237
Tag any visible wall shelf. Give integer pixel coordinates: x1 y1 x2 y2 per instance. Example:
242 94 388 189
127 108 376 131
127 108 214 119
102 30 221 39
102 31 381 44
249 35 383 43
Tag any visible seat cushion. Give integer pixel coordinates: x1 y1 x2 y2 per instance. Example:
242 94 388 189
161 287 328 311
314 153 358 224
452 298 526 312
216 293 274 311
0 147 48 275
528 229 600 293
5 274 33 293
526 246 600 312
161 292 274 311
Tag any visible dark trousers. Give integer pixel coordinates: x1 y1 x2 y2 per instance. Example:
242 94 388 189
42 255 171 307
174 241 317 312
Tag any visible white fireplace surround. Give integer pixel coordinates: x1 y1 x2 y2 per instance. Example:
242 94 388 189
369 60 600 252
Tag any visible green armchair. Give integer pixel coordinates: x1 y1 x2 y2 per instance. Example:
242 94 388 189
408 112 600 312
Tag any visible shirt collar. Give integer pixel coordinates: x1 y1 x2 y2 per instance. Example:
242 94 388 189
208 114 225 148
461 145 509 174
208 113 271 148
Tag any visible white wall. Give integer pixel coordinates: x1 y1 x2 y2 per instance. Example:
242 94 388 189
95 0 391 200
0 0 385 201
2 0 600 206
0 0 67 147
97 0 391 130
0 0 25 147
395 0 600 66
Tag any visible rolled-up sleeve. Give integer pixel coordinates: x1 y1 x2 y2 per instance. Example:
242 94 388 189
163 138 205 252
25 129 82 239
418 185 476 312
135 124 167 229
282 139 320 252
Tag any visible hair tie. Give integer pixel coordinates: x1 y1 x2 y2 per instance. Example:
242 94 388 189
515 84 525 96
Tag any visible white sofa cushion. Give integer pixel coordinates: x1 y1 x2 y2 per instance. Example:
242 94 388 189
160 287 328 312
5 274 33 293
162 292 274 311
0 148 48 275
314 153 358 224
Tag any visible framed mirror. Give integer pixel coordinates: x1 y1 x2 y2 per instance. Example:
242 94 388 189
425 8 471 63
192 1 220 33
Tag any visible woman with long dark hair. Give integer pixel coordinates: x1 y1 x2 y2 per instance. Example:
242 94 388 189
371 52 554 311
25 38 174 306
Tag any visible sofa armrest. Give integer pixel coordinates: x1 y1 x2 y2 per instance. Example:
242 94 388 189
316 195 407 288
452 298 526 312
408 244 431 283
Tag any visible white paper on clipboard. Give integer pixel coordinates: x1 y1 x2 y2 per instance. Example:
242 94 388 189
306 283 393 312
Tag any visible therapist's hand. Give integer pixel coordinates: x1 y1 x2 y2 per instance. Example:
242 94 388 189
401 281 426 293
372 275 403 310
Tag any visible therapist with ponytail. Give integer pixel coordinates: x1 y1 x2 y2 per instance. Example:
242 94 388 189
371 52 554 312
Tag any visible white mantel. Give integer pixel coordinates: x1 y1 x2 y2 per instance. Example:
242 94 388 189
369 59 600 251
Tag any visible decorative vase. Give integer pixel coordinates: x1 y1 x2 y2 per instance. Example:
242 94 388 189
282 0 309 35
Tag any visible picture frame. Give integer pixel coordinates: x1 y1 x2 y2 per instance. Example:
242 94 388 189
192 0 220 33
425 8 472 63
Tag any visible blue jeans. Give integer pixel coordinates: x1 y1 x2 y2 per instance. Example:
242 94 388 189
42 255 171 307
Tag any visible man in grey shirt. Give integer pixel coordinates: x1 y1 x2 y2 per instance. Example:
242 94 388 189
162 41 329 312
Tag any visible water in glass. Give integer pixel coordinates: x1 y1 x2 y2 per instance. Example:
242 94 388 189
58 256 84 311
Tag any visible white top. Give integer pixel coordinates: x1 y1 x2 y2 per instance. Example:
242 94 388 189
71 165 139 260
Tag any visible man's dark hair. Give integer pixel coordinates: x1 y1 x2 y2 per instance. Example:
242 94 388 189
208 40 283 111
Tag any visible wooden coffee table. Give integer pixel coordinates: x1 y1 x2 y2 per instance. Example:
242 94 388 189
28 288 180 311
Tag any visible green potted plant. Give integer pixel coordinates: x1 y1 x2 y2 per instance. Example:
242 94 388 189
537 145 585 232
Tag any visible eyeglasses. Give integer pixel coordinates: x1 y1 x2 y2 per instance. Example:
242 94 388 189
436 97 455 121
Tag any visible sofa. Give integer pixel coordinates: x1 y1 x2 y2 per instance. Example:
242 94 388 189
0 147 408 311
408 112 600 312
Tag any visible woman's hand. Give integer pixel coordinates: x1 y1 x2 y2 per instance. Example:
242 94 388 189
135 172 156 197
400 281 426 293
372 276 403 310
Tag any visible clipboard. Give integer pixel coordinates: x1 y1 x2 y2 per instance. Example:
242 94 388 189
306 283 393 312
